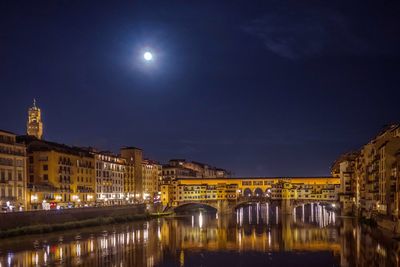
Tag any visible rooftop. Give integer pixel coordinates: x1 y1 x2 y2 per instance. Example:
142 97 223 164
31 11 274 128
18 136 92 157
0 129 17 135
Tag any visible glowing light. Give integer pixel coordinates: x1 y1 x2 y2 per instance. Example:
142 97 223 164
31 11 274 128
31 195 38 202
144 51 153 61
199 212 203 228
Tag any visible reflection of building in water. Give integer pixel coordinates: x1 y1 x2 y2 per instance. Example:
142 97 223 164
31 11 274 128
339 218 400 267
0 223 164 267
333 124 400 219
159 211 340 254
1 213 399 267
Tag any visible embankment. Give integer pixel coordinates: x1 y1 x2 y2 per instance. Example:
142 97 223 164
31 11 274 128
0 204 165 238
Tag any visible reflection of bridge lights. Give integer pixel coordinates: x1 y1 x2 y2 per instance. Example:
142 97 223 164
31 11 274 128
144 229 148 243
268 231 271 247
293 208 296 223
76 243 81 257
199 212 203 228
311 203 314 222
248 206 252 224
8 253 13 266
59 247 63 260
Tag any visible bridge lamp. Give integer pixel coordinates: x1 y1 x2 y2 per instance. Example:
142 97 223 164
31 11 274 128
331 203 336 208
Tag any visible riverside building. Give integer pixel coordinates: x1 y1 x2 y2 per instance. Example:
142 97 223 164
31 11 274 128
18 137 96 209
0 130 27 211
93 151 126 205
142 159 162 201
120 147 143 200
333 124 400 219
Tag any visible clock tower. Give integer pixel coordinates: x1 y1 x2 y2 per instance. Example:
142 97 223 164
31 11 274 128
27 99 43 139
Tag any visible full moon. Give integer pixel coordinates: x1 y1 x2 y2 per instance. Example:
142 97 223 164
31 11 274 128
143 51 153 61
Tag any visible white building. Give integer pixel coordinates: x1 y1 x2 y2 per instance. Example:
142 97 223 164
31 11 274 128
94 151 126 205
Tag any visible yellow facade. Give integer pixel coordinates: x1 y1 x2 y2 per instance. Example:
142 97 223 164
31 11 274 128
142 160 161 201
161 177 340 207
26 141 95 209
124 163 135 200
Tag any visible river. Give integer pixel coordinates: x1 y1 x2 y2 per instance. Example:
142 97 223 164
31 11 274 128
0 203 399 266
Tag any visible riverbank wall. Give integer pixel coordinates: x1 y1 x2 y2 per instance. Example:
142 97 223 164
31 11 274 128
0 204 146 231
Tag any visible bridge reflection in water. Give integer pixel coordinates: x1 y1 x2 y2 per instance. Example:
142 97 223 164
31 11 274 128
0 204 399 266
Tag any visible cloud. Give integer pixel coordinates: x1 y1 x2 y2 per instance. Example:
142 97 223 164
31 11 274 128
242 3 400 59
243 14 327 59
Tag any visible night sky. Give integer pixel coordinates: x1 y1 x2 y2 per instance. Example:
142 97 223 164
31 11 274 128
1 1 399 176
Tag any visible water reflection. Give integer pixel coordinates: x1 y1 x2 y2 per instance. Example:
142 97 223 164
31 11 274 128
0 203 399 266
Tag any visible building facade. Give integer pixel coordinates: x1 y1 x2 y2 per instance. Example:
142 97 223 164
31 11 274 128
18 137 96 209
121 155 135 203
331 152 359 215
94 151 126 205
142 159 162 201
0 130 27 211
26 99 43 139
334 124 400 218
120 147 143 200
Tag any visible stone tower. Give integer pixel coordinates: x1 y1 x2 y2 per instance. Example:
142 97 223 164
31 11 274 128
120 147 143 199
27 99 43 139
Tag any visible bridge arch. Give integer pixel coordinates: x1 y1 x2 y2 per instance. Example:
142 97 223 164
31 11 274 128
243 188 252 197
173 202 218 213
254 188 264 197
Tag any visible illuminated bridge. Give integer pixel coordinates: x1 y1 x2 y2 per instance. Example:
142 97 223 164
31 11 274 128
161 176 340 214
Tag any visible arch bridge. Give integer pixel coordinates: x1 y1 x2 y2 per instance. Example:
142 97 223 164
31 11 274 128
173 201 221 213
